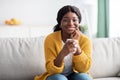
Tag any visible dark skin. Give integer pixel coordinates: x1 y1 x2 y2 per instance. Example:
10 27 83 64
54 12 82 67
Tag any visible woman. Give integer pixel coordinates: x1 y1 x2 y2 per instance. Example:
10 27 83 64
34 5 92 80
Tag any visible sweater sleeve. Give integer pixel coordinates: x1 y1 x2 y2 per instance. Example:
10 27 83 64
72 36 92 73
44 35 64 74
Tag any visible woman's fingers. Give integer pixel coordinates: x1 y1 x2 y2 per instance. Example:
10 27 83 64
65 39 79 53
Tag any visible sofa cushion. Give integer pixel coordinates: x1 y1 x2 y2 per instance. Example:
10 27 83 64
90 38 120 78
0 36 120 80
94 77 120 80
0 36 46 80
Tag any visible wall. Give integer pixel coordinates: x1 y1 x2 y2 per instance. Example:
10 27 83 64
0 0 97 37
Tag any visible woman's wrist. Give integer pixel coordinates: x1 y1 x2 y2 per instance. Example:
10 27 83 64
74 49 82 56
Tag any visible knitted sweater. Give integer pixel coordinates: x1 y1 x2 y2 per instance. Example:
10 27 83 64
34 30 92 80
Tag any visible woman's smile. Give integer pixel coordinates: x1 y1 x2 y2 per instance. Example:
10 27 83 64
67 27 76 31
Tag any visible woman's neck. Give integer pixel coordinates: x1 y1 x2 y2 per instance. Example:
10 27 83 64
61 31 71 43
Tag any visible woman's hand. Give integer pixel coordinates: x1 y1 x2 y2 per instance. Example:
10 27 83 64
61 39 76 56
54 39 76 67
70 27 82 40
70 28 82 55
60 28 82 57
61 39 81 55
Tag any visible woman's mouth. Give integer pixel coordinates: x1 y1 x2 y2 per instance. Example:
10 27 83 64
67 27 76 31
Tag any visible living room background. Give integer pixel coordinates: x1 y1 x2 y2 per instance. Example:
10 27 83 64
1 0 114 38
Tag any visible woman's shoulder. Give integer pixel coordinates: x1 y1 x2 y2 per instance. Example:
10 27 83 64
45 31 61 41
80 33 91 42
81 33 90 39
47 31 60 37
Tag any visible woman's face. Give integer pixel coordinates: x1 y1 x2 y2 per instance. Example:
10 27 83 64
60 12 79 35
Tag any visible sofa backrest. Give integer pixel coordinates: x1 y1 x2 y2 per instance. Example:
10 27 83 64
90 38 120 78
0 36 120 80
0 36 46 80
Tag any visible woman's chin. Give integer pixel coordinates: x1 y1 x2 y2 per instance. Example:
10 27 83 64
67 30 74 34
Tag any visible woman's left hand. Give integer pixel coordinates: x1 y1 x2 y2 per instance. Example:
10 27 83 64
70 28 82 55
70 27 82 40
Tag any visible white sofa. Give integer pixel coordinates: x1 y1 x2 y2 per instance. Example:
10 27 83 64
0 36 120 80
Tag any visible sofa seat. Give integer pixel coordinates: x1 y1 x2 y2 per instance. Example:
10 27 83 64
94 77 120 80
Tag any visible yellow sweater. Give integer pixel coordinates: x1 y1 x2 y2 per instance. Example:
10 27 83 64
34 31 92 80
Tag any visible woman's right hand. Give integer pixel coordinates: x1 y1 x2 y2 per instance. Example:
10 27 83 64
54 39 78 67
61 39 78 57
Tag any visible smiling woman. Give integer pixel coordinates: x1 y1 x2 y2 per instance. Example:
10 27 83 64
34 5 92 80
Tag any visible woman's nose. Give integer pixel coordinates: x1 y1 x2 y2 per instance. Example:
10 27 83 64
68 20 74 25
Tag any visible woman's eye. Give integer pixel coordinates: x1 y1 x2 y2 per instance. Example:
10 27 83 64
73 19 78 22
63 19 68 22
62 19 79 23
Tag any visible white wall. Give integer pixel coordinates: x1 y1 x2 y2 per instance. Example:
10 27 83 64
0 0 96 25
0 0 57 25
0 0 97 37
110 0 120 37
0 0 80 25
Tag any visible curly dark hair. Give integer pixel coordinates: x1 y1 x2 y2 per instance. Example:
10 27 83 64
53 5 82 32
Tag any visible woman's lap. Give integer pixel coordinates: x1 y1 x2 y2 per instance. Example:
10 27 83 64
46 74 68 80
67 72 92 80
46 73 92 80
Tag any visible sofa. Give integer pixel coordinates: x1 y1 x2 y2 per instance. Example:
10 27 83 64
0 36 120 80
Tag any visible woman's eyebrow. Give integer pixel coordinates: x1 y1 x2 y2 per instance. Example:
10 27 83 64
63 17 78 19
